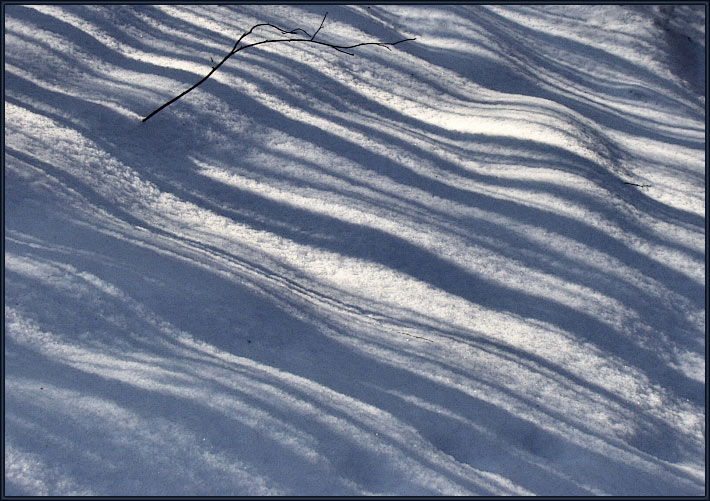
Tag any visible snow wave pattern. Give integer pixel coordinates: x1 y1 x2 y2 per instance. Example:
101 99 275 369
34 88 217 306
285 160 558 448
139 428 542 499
4 4 705 495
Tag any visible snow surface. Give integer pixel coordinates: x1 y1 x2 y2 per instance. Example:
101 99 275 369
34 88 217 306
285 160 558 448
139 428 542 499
4 4 706 496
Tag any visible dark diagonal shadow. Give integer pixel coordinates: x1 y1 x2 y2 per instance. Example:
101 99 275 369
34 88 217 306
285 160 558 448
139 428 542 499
5 5 704 496
7 35 702 406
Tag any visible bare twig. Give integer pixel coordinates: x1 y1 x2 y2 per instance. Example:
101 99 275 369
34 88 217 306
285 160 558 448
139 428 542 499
623 181 652 188
142 12 415 122
311 11 327 40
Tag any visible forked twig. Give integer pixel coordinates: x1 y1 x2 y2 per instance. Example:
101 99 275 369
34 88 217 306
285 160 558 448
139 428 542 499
311 11 327 40
142 12 415 122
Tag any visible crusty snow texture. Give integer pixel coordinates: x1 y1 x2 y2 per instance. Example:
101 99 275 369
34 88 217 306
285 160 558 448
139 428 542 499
4 4 706 496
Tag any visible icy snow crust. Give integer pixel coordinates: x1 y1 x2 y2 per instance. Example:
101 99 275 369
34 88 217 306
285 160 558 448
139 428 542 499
4 4 705 495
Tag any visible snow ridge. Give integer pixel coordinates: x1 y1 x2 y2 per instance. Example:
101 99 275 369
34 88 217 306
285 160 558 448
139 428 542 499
4 4 705 496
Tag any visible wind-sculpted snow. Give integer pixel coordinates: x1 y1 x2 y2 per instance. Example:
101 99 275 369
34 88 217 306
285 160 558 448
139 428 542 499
4 4 705 495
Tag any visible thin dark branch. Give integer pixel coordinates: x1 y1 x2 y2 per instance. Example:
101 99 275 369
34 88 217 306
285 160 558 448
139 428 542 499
142 15 415 122
229 22 312 51
247 22 313 42
623 181 651 187
311 12 327 40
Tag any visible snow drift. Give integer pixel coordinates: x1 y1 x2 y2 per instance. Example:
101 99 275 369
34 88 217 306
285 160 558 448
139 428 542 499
4 4 705 495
